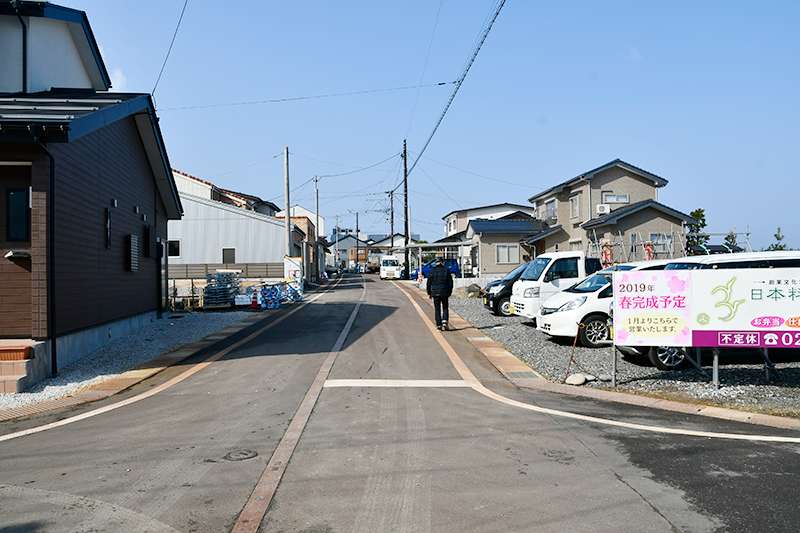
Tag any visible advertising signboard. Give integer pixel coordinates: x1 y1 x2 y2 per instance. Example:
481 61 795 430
613 268 800 350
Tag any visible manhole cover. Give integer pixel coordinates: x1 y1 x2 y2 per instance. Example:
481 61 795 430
224 450 258 461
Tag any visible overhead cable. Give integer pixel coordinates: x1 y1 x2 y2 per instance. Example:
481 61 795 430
153 0 190 98
158 82 455 111
407 0 506 176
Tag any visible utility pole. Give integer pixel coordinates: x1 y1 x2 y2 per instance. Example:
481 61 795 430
355 212 360 273
284 147 291 257
314 176 319 282
403 139 409 279
388 190 394 251
335 215 340 271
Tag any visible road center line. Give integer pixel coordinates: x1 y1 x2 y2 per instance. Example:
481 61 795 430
393 282 800 444
232 292 363 533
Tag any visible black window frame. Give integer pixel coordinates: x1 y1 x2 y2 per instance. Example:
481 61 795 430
6 187 30 242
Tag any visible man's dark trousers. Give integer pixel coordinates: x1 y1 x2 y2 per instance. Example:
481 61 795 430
433 296 449 327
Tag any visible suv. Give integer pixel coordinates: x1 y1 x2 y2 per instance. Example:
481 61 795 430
411 258 460 279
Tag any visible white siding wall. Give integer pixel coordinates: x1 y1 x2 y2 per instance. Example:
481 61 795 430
173 171 213 198
28 18 93 92
0 17 24 93
168 194 286 264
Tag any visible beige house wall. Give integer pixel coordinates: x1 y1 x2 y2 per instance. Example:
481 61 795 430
533 168 665 253
474 234 531 276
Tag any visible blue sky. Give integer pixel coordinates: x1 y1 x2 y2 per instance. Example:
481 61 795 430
68 0 799 249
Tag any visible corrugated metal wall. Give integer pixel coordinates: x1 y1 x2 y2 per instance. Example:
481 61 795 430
168 194 286 264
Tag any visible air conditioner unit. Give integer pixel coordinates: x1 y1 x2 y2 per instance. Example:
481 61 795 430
596 204 611 215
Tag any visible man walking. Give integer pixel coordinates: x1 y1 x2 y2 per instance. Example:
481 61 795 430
426 257 454 330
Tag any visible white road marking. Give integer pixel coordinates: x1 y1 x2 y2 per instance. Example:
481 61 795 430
393 282 800 444
324 379 470 388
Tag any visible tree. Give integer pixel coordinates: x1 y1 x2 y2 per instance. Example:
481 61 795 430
765 227 788 251
724 231 737 248
686 208 710 247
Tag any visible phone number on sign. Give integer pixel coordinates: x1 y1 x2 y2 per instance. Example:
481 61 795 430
693 331 800 348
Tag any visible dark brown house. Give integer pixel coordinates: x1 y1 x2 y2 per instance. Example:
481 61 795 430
0 3 182 391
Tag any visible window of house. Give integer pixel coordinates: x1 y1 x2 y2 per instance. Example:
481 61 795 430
6 188 30 241
569 195 579 219
496 244 520 264
603 193 629 204
167 240 181 257
222 248 236 263
569 240 583 252
545 199 557 219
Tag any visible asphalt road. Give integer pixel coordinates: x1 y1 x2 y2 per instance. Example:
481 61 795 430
1 273 799 532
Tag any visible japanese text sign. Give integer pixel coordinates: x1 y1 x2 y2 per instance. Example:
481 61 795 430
613 268 800 349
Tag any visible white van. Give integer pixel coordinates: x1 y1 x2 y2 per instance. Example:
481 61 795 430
509 251 602 324
379 255 403 280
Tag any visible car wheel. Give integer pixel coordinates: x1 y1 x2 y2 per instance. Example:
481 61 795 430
496 297 512 316
648 346 688 370
578 314 611 348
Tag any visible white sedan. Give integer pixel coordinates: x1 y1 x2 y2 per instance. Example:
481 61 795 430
536 259 672 348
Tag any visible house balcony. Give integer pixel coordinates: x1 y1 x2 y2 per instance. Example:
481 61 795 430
537 207 558 223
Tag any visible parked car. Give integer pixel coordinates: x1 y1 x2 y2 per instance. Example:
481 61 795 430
483 261 531 316
510 251 602 326
411 258 460 279
537 259 673 348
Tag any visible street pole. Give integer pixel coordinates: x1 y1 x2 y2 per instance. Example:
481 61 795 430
355 212 360 273
389 190 394 252
403 139 409 279
335 215 340 271
284 147 291 257
314 176 319 282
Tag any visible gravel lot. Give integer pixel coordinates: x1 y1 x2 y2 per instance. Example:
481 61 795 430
449 294 800 418
0 310 253 412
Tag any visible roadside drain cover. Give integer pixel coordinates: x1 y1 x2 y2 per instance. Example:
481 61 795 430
224 450 258 461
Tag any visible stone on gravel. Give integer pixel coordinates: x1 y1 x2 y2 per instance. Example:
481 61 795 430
565 374 587 386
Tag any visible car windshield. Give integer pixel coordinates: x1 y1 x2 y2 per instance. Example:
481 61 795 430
565 265 637 293
500 262 529 282
665 262 701 270
520 257 551 281
382 259 399 267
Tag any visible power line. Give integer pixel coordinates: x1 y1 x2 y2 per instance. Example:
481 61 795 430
416 153 543 190
158 82 455 111
318 152 401 179
415 164 463 210
406 0 445 138
153 0 189 97
407 0 506 176
207 152 284 180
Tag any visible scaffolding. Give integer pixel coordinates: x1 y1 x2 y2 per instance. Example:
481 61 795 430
587 228 687 266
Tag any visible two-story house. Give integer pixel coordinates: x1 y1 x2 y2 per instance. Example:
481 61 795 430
0 3 182 391
525 159 696 263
